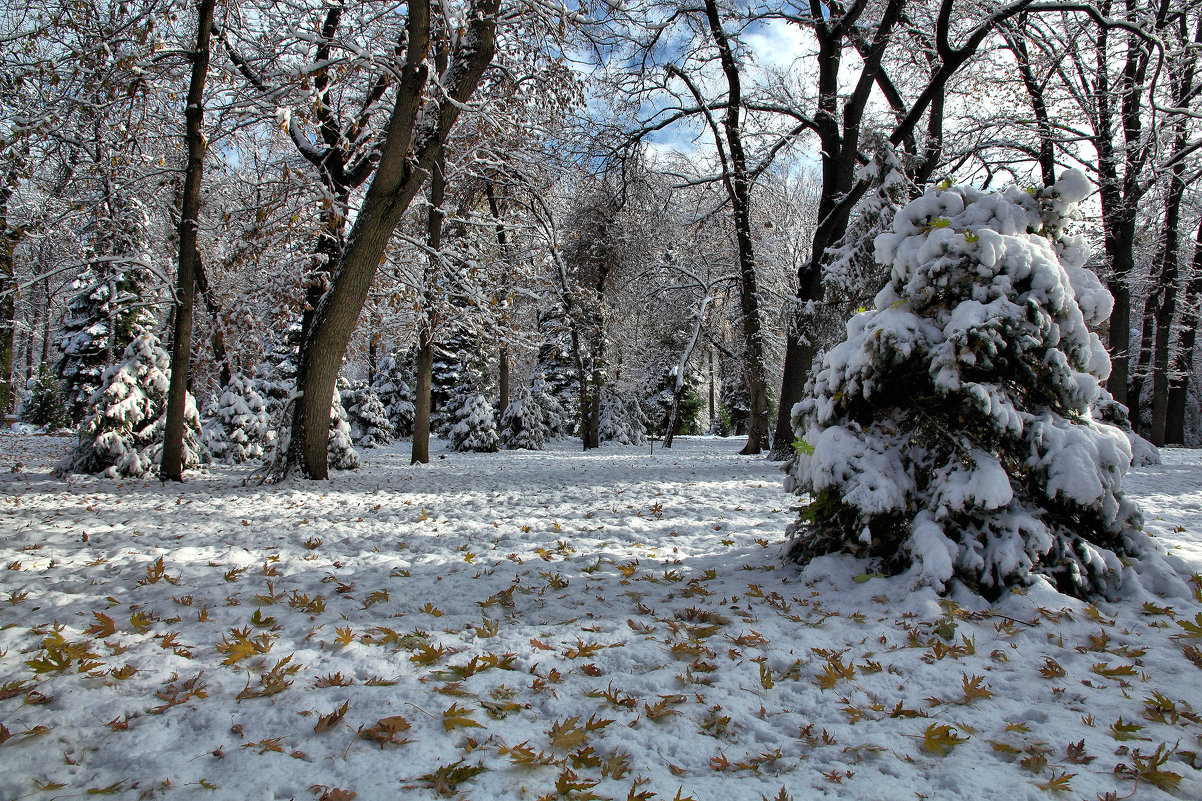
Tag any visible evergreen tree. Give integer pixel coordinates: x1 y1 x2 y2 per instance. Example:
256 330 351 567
536 308 576 426
786 172 1152 600
327 392 361 469
58 329 207 478
56 264 155 424
371 351 416 437
202 372 270 464
449 391 500 452
17 365 69 431
597 384 647 446
531 371 569 439
431 328 471 435
341 380 393 448
499 385 549 450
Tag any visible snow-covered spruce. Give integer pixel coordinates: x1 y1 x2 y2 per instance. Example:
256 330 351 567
58 330 207 478
16 365 69 431
786 171 1153 600
327 390 361 470
532 371 570 439
1092 387 1159 467
202 373 270 464
341 381 393 448
449 391 500 452
598 385 647 446
499 385 549 450
371 353 415 437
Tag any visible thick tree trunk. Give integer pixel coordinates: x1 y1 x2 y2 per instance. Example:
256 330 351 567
161 0 215 481
286 0 499 479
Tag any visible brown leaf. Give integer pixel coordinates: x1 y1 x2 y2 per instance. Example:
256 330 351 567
314 701 350 735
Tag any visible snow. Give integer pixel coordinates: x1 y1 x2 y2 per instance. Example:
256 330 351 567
2 434 1201 801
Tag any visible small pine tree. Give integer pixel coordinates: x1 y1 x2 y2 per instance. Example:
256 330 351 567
342 381 393 448
449 391 500 452
597 385 647 446
499 385 549 450
58 330 207 478
56 265 156 423
203 373 270 464
371 352 416 437
17 365 69 430
531 371 569 439
786 171 1152 600
327 391 361 469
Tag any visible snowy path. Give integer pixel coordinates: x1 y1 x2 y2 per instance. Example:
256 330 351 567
1 435 1200 801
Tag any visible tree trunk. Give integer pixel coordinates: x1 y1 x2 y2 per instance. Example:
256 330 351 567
702 0 771 455
412 328 434 464
161 0 215 481
1166 220 1202 445
1127 299 1153 433
287 0 499 479
486 182 511 415
411 147 445 466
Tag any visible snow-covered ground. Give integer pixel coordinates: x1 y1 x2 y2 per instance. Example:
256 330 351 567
1 434 1200 801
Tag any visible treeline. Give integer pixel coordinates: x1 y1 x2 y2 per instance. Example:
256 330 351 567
1 0 1200 478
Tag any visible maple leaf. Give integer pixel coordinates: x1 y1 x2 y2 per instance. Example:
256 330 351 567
1064 740 1095 765
1038 658 1066 679
442 703 482 731
85 612 116 638
358 716 412 748
1174 612 1202 639
314 701 350 734
958 673 993 704
418 760 486 797
921 723 969 756
1035 771 1075 792
549 716 588 751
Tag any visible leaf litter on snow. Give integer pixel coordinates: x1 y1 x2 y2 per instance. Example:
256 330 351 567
0 433 1200 800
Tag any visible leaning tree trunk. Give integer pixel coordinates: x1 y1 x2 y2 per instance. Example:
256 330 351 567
286 0 499 479
161 0 216 481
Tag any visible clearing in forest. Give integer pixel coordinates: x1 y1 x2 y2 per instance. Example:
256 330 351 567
1 434 1201 801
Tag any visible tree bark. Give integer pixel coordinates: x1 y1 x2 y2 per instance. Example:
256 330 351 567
161 0 216 481
411 145 445 466
287 0 499 479
1166 220 1202 445
701 0 771 455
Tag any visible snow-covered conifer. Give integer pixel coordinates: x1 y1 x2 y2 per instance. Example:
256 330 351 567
531 371 569 439
59 330 207 478
17 365 69 431
342 381 393 448
328 390 361 469
371 352 415 437
598 385 647 446
449 391 500 452
56 265 155 423
499 385 549 450
203 373 270 464
787 171 1151 600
